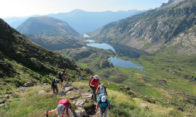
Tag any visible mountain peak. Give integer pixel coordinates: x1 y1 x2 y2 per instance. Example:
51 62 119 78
17 16 79 36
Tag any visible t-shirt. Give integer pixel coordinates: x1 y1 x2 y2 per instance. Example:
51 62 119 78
52 79 58 87
97 94 110 109
90 78 99 88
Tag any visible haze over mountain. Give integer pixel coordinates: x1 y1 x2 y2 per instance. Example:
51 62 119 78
91 0 196 54
17 16 79 37
4 9 143 33
49 9 143 33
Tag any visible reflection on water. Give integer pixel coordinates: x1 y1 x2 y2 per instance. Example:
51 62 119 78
87 43 116 53
108 57 144 70
85 40 144 70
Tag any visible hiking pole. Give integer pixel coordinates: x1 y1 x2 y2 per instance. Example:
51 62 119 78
45 110 49 117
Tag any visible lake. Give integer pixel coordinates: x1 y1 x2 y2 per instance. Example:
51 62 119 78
108 57 144 70
87 42 116 53
86 39 144 70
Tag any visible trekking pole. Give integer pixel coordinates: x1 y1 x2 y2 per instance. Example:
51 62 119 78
45 110 49 117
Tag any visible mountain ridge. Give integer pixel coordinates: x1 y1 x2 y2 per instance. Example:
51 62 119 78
91 0 196 54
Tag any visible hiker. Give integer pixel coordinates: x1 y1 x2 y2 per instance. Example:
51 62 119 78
51 78 59 94
89 75 100 101
96 94 110 117
45 99 74 117
96 83 107 96
58 70 65 88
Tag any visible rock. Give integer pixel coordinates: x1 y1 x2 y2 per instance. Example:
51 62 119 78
17 87 26 93
81 93 92 99
38 90 46 95
83 101 96 115
64 87 73 92
70 95 80 100
75 107 87 117
75 99 86 107
66 91 73 94
24 82 34 87
0 100 6 104
140 103 148 108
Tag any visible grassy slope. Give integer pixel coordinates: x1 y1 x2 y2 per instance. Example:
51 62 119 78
0 81 185 117
58 46 196 116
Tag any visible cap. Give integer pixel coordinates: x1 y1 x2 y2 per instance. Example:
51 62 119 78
101 96 106 102
94 75 99 79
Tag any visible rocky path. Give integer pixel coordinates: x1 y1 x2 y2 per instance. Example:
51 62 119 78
58 83 101 117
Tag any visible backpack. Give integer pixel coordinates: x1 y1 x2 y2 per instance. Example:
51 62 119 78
52 79 58 87
89 76 94 86
98 86 106 94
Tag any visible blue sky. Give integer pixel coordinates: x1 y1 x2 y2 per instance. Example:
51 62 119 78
0 0 168 18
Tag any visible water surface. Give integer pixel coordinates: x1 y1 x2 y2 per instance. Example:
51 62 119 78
108 57 144 70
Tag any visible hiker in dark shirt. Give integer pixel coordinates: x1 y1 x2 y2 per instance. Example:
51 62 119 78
58 70 65 88
51 78 59 94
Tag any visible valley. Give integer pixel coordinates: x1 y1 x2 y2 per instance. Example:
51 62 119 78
0 0 196 116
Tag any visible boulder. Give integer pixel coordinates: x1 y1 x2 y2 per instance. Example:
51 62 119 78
75 99 86 107
17 87 26 93
81 93 92 99
38 90 46 95
75 107 87 117
24 82 34 87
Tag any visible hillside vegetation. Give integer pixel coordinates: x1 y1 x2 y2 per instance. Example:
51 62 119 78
91 0 196 54
0 18 88 91
17 16 79 37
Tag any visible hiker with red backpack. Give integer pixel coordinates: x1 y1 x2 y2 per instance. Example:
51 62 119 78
45 99 74 117
89 75 100 101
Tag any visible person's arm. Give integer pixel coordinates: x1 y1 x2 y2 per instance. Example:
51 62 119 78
96 102 99 111
45 108 57 115
105 87 107 95
90 79 94 87
96 87 99 94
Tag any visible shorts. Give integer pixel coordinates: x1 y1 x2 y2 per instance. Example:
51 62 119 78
57 104 65 116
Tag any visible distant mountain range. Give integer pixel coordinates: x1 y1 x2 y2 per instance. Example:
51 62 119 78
48 9 143 33
91 0 196 55
4 9 143 33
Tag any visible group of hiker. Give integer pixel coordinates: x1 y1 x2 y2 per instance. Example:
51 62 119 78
47 71 110 117
89 75 110 117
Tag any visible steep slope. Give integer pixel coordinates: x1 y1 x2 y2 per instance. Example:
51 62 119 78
17 16 79 36
25 35 84 50
91 0 196 54
0 18 87 88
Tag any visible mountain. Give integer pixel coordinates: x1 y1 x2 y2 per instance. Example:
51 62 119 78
91 0 196 54
0 18 87 87
49 9 143 33
17 16 79 36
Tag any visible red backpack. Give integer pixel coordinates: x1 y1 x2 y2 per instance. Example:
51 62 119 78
58 99 72 116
